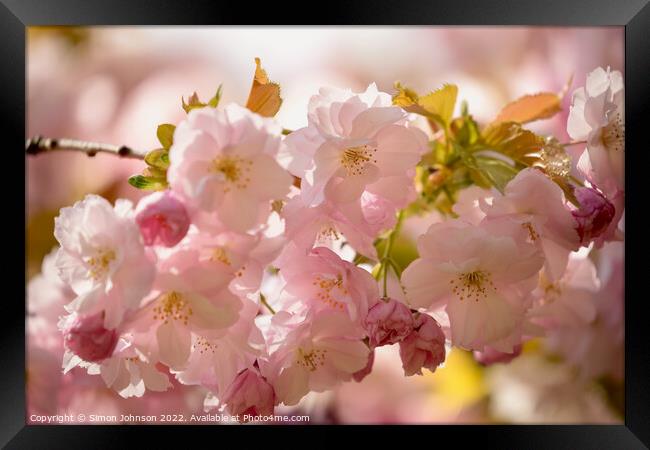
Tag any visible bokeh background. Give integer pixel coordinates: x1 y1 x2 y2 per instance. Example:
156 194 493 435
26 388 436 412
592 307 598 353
26 26 624 424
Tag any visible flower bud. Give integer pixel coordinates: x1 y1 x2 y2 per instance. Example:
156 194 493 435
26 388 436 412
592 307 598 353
221 368 275 419
363 298 414 348
352 349 375 382
399 313 446 376
63 313 118 362
572 187 615 244
473 344 522 366
135 190 190 247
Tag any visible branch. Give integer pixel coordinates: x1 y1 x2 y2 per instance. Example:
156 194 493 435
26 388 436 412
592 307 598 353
25 136 145 159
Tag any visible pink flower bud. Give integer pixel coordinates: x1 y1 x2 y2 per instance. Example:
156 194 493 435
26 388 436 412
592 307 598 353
352 349 375 382
362 298 414 348
572 187 615 244
221 368 275 420
63 313 118 362
135 190 190 247
473 344 522 366
399 313 446 376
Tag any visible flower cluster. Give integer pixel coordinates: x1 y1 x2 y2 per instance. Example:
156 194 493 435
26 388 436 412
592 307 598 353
32 63 623 421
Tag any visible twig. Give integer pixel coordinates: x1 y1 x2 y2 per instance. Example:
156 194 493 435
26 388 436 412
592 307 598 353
25 136 145 159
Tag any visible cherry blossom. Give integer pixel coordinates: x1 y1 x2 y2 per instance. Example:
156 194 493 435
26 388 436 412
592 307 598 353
135 190 190 247
277 247 380 324
401 219 543 352
261 311 369 406
168 103 293 233
220 368 276 419
362 298 414 348
568 67 624 196
481 168 580 281
54 194 155 329
282 83 428 207
398 313 446 376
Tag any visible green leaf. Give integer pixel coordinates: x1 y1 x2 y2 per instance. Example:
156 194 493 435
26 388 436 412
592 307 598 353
473 156 519 194
156 124 175 150
207 84 223 108
128 175 168 191
144 148 170 170
451 115 480 148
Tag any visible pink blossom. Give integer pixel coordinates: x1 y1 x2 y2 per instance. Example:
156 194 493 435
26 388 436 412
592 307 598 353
277 247 379 324
473 344 522 366
363 298 414 348
168 103 293 233
571 186 616 245
54 194 156 329
62 312 118 362
398 313 446 376
174 297 263 397
482 168 580 281
529 253 599 329
135 190 190 247
260 311 369 406
281 83 428 207
568 67 624 196
124 253 243 371
281 194 381 260
401 219 543 352
352 350 375 382
220 368 276 419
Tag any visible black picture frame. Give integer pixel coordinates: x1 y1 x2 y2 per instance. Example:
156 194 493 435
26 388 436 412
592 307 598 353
4 0 649 447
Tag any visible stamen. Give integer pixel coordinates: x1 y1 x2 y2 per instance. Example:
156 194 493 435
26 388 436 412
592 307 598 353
601 112 624 153
153 291 192 326
312 274 346 310
340 145 377 176
296 348 327 372
522 222 539 242
449 270 495 302
209 155 253 192
86 248 116 280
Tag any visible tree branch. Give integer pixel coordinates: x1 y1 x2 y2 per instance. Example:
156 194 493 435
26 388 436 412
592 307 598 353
25 136 145 159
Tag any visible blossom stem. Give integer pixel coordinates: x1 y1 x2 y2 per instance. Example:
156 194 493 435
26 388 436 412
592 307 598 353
381 210 405 297
260 293 276 315
25 136 145 159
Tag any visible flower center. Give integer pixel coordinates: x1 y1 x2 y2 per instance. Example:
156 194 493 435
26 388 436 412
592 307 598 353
313 274 346 310
316 224 340 243
193 337 217 355
340 145 377 176
296 348 327 372
86 248 116 280
209 155 252 191
522 222 539 242
153 291 192 325
210 246 231 266
601 112 624 153
449 270 495 302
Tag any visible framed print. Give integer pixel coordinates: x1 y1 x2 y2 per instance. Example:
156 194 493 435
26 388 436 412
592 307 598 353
3 0 649 447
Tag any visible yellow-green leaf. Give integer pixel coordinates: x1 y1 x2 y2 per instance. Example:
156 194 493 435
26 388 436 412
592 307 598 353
207 84 223 108
392 82 419 108
473 156 519 194
245 57 282 117
493 92 562 124
156 124 175 150
128 174 167 191
182 92 206 113
418 84 458 125
144 148 170 170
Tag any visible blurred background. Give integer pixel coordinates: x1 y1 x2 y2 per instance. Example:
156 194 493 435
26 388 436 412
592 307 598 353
26 26 624 424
